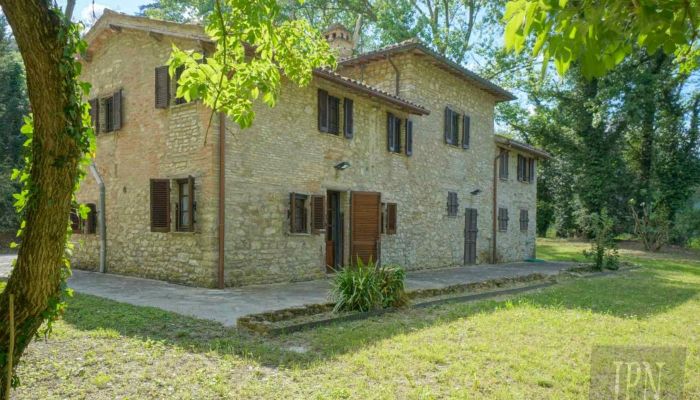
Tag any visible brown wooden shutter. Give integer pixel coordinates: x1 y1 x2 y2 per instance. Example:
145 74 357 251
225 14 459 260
318 89 328 132
343 98 353 139
155 66 170 109
112 89 122 131
520 209 529 231
462 115 470 149
395 117 401 153
386 203 397 235
406 119 413 156
529 158 535 183
289 192 297 233
88 98 99 132
311 195 325 234
150 179 170 232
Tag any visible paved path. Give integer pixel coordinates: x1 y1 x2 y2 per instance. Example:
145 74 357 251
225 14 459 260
66 261 573 327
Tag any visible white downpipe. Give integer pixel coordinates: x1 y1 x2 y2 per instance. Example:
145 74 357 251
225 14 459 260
89 163 106 273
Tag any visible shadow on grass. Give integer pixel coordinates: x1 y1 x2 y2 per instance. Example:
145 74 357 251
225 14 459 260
60 264 700 369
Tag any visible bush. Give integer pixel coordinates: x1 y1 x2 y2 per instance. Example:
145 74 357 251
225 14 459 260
377 264 408 308
580 209 619 271
330 259 408 312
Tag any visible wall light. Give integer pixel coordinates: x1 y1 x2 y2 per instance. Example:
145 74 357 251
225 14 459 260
334 161 351 171
470 189 482 195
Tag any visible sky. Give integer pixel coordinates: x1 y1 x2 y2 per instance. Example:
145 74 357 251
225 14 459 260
58 0 146 24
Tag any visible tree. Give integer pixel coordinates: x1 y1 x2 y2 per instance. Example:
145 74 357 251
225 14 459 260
0 1 332 397
503 0 700 77
0 15 29 233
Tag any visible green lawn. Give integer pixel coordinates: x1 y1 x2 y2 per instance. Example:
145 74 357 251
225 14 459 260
5 239 700 399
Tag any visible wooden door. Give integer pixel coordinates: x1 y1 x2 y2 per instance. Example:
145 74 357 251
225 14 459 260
464 208 478 265
351 191 381 265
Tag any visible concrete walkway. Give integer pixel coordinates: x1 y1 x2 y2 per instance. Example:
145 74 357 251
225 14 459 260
65 261 573 327
0 255 573 326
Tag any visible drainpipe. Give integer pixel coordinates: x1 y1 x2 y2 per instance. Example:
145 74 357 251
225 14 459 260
89 163 106 273
217 112 226 289
491 153 500 264
386 54 400 96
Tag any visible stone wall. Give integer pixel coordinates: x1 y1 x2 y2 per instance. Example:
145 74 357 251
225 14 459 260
72 27 219 287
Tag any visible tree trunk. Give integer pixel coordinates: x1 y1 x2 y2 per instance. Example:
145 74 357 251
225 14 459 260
0 1 83 397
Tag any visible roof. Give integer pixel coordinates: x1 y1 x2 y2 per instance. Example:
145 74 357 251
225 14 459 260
314 69 429 115
495 135 551 159
84 10 428 115
339 38 516 103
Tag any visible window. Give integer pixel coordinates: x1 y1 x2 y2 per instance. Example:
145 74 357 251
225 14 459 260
444 107 460 145
174 65 187 105
176 177 195 232
317 89 340 135
406 119 413 156
70 207 83 234
86 203 97 234
447 192 459 217
387 113 401 153
311 195 325 234
289 193 308 233
499 149 509 180
95 90 122 133
517 155 536 183
343 98 354 139
498 208 509 231
150 179 171 232
462 115 471 149
386 203 397 234
520 209 529 232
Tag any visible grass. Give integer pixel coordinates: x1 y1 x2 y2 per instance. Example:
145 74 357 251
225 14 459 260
4 239 700 399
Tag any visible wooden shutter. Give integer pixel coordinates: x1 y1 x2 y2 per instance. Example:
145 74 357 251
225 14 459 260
444 107 451 144
406 119 413 156
452 111 460 145
386 203 397 235
395 117 401 153
499 150 509 179
150 179 170 232
289 192 297 233
343 98 353 139
88 98 99 132
311 195 325 234
155 66 170 109
462 115 470 149
498 208 509 231
387 113 395 152
528 158 535 183
520 209 529 231
112 89 122 131
350 192 381 264
86 203 97 234
318 89 328 132
447 192 458 216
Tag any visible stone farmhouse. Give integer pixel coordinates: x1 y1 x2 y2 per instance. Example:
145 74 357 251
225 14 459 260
71 10 550 288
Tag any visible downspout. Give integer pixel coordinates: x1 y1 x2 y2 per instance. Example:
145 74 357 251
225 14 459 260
386 54 400 96
491 153 499 264
89 163 106 273
217 112 226 289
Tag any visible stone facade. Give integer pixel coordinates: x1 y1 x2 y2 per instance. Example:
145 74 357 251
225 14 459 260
71 12 544 288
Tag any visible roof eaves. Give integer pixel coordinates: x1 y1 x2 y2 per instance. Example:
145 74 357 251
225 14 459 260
313 69 430 116
340 39 516 103
495 135 551 159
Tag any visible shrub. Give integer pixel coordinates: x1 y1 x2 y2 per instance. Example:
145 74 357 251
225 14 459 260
331 258 382 312
377 264 408 308
629 199 670 252
580 209 619 271
330 260 409 312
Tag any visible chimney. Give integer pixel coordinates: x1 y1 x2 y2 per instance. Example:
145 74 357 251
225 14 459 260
324 23 354 60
